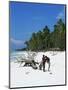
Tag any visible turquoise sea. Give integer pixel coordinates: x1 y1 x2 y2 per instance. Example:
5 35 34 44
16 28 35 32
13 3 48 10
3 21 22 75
10 51 27 61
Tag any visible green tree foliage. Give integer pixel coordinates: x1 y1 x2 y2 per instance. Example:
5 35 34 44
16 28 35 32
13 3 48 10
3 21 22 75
25 19 66 51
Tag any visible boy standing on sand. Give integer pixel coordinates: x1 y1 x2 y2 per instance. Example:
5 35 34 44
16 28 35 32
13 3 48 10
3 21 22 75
39 55 50 72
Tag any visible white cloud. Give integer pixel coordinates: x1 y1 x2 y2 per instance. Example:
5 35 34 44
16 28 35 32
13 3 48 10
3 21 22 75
56 12 64 19
10 38 24 45
56 8 65 20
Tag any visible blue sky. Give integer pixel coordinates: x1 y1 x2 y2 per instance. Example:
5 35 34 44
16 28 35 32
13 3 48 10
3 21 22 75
10 1 65 50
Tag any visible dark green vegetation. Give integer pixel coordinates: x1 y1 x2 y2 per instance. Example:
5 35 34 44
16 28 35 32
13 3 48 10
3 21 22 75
16 19 66 51
25 19 66 51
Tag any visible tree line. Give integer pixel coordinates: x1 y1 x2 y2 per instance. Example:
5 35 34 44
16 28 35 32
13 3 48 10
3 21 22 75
24 19 66 51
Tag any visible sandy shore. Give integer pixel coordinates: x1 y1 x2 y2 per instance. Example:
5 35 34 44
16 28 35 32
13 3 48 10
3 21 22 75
10 51 65 88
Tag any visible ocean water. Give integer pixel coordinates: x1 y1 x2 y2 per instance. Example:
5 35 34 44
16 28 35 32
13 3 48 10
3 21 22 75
10 51 28 61
10 51 36 61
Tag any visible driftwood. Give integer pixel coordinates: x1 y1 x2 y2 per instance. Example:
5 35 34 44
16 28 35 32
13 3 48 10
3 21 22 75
14 52 39 69
14 56 39 69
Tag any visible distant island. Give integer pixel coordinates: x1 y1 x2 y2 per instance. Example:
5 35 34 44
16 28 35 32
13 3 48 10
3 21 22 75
15 47 27 51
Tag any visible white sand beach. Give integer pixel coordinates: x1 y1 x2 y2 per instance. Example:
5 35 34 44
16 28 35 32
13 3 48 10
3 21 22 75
10 51 65 88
